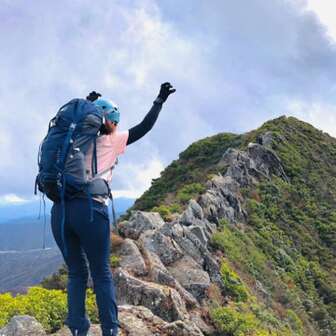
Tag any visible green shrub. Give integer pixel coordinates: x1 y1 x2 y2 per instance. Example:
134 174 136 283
40 264 68 290
286 309 303 335
220 260 249 302
210 305 259 336
218 218 229 230
210 303 295 336
176 183 206 203
152 203 182 221
0 286 98 333
169 203 182 213
152 204 172 221
0 287 67 333
85 288 99 323
110 255 121 268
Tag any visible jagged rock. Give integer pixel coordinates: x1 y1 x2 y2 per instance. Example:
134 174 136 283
183 225 211 257
114 268 188 322
180 200 204 226
202 253 226 293
141 248 199 309
167 256 211 301
118 211 164 240
50 324 105 336
118 305 166 336
257 131 274 148
199 174 246 224
256 131 285 149
200 219 217 240
162 320 204 336
247 143 289 182
50 306 207 336
189 309 216 335
199 140 289 226
188 225 209 246
138 230 184 266
118 238 147 276
118 305 204 336
218 144 289 188
141 247 171 281
0 315 46 336
220 148 258 186
159 221 205 266
179 200 217 244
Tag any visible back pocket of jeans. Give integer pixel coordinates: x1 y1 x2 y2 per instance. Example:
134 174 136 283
93 204 109 221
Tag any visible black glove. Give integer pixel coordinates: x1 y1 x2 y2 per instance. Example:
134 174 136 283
156 82 176 103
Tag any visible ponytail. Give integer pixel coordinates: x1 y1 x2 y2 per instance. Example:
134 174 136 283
86 91 102 102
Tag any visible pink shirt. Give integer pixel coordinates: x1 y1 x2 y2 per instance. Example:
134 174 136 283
85 130 129 184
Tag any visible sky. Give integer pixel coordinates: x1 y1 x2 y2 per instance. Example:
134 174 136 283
1 0 336 204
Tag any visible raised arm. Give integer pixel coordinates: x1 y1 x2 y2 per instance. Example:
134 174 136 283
127 98 162 145
127 82 176 146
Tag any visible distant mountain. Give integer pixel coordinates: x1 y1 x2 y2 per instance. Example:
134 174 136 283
0 216 56 251
0 199 50 223
0 197 134 294
0 248 63 294
0 197 134 223
0 197 135 251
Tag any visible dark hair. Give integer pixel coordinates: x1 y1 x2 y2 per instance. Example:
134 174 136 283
86 91 102 102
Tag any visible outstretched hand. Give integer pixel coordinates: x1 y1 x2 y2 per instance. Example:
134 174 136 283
158 82 176 103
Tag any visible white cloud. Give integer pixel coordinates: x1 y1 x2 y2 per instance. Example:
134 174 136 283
2 0 336 199
0 194 30 205
112 157 164 199
0 0 214 196
306 0 336 41
286 99 336 137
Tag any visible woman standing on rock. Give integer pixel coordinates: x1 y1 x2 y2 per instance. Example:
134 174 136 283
50 82 176 336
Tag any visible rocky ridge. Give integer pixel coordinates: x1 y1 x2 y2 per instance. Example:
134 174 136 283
0 133 290 336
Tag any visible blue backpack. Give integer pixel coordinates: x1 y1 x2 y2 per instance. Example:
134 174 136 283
35 98 117 256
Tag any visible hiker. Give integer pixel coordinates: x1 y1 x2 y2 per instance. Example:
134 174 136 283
49 82 175 336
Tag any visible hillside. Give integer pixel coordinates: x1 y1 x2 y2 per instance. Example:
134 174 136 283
0 216 56 251
0 248 63 294
123 115 336 335
1 115 335 336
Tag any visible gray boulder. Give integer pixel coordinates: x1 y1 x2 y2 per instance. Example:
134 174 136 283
114 268 188 322
256 131 286 149
179 200 217 244
118 211 164 240
199 174 246 224
118 305 166 336
141 248 199 309
138 230 184 266
158 221 205 266
0 315 46 336
118 238 147 276
167 256 211 301
247 143 289 182
118 305 204 336
162 320 204 336
180 200 204 226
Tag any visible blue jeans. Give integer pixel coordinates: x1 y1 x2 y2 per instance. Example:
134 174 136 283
51 198 120 336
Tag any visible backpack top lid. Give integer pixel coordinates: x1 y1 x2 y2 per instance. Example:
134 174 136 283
56 98 103 125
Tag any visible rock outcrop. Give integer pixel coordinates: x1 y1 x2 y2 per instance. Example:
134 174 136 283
0 315 47 336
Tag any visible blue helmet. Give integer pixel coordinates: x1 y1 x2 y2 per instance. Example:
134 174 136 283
94 98 120 123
